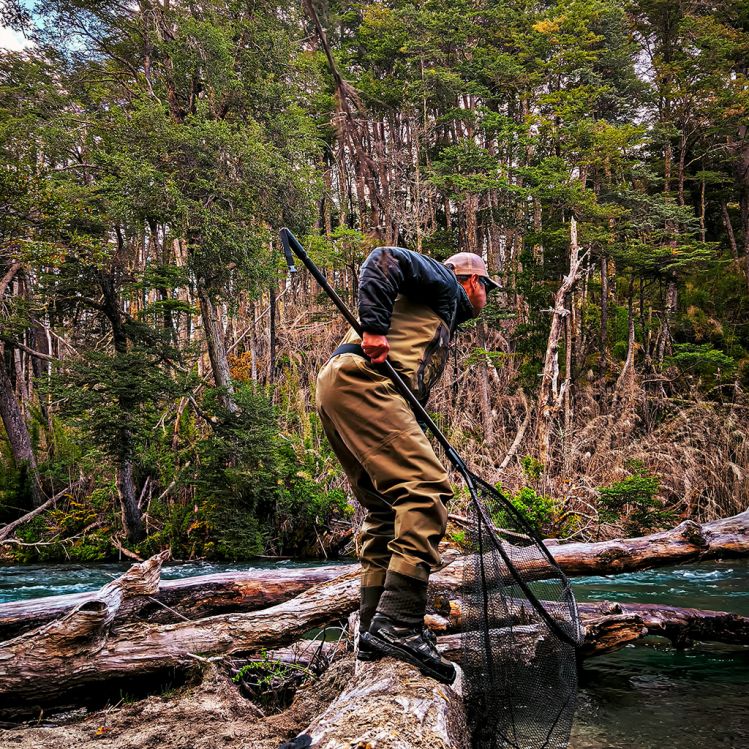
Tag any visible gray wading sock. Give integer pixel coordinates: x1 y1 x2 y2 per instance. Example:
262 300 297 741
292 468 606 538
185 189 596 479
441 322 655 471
359 585 385 632
376 571 428 628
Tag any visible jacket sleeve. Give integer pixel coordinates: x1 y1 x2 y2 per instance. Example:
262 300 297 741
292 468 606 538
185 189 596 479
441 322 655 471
358 247 458 334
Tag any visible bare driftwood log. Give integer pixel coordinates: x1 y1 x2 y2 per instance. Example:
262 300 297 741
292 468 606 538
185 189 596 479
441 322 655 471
3 553 748 721
432 598 749 661
3 508 747 640
0 553 360 716
298 658 469 749
0 563 357 640
433 508 749 591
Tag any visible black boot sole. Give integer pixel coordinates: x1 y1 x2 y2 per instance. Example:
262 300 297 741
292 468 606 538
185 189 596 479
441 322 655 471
356 648 382 662
361 632 456 685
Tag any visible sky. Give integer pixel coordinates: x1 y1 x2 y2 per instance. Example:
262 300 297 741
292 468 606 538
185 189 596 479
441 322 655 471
0 25 30 50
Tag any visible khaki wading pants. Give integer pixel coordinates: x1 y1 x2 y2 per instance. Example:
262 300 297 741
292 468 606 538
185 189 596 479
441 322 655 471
316 353 451 585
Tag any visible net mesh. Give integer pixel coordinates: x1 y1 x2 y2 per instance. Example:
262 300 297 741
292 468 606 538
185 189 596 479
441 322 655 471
461 476 583 749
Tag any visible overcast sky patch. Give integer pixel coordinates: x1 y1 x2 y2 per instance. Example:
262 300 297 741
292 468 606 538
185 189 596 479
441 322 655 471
0 26 32 51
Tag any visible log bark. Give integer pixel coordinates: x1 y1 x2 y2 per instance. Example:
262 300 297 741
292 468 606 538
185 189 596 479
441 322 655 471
0 343 42 508
432 600 749 657
0 556 361 716
0 564 358 640
298 658 469 749
196 276 238 413
2 544 748 718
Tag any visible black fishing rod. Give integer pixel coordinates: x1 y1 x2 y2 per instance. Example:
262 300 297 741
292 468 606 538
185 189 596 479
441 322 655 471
279 227 581 649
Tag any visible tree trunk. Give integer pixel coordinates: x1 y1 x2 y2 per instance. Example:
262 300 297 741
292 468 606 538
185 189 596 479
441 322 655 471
299 658 469 749
0 564 358 640
0 559 361 716
0 345 42 508
4 509 747 641
599 255 608 371
656 275 677 364
269 284 277 383
0 264 42 507
196 278 238 412
117 458 145 544
3 523 749 719
536 217 584 468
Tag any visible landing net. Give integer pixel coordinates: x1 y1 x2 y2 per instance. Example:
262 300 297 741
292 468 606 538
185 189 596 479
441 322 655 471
461 475 583 749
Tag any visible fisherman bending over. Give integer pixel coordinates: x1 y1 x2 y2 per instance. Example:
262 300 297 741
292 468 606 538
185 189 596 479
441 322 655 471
316 247 500 684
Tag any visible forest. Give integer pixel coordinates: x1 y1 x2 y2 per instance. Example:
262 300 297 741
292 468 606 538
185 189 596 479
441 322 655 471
0 0 748 564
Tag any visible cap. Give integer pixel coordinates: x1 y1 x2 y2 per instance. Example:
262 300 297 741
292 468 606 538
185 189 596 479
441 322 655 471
444 252 501 291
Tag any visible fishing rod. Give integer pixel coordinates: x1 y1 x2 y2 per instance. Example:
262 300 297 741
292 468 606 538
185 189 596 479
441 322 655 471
279 227 581 648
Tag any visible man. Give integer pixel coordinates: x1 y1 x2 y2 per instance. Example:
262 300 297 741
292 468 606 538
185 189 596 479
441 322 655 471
316 247 500 684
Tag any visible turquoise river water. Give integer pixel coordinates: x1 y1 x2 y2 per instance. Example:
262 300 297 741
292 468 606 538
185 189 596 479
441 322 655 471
1 558 747 748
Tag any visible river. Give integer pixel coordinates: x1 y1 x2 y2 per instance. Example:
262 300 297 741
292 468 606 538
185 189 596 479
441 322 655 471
1 558 747 748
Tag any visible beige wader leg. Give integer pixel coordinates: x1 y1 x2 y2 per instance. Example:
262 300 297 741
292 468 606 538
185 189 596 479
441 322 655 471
316 354 451 583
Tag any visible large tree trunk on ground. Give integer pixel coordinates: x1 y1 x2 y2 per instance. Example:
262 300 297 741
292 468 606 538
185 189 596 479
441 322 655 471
2 509 747 640
0 564 358 640
0 555 361 717
433 599 749 656
298 658 469 749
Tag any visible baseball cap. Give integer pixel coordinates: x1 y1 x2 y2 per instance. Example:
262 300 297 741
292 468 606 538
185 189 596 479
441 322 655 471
444 252 501 291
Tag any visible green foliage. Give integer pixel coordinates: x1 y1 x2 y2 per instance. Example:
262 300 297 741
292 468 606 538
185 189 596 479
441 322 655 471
196 385 280 559
598 461 674 535
194 384 352 559
488 484 571 538
232 651 315 711
5 488 118 563
520 455 544 481
666 343 736 384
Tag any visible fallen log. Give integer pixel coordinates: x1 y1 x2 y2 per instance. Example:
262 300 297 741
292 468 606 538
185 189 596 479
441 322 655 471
3 508 747 638
0 563 357 640
3 549 748 720
435 613 648 663
431 598 749 659
578 600 749 650
298 658 469 749
0 554 361 717
431 507 749 591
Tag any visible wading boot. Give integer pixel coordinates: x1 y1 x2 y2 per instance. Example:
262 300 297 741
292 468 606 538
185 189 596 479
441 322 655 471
360 570 456 685
356 584 384 662
362 613 456 685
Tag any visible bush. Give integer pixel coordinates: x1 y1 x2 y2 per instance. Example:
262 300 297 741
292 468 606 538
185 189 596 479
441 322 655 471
598 461 674 535
488 484 570 538
666 343 736 386
196 383 353 559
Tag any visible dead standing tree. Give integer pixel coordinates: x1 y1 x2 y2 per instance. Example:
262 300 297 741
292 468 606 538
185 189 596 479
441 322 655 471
302 0 393 242
536 216 587 470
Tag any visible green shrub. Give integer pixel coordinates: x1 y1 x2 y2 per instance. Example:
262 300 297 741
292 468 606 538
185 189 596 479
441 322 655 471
488 484 570 538
598 462 674 535
666 343 736 385
520 455 544 481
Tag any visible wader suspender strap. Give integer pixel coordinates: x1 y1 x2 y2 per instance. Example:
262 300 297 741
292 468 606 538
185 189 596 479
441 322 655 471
330 342 367 359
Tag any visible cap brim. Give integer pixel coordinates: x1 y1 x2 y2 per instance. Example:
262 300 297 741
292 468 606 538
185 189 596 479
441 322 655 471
483 276 502 291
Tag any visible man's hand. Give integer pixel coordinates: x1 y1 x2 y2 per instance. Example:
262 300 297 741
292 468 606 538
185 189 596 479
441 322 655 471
362 332 390 364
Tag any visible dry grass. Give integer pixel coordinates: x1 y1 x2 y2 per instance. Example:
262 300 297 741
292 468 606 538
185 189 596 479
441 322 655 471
263 283 749 540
